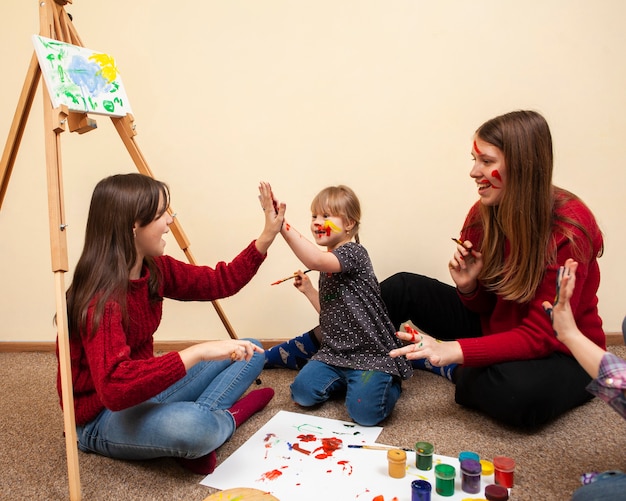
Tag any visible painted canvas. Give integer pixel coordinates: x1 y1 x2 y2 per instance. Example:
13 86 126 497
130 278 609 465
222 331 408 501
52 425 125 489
32 35 132 117
202 410 497 501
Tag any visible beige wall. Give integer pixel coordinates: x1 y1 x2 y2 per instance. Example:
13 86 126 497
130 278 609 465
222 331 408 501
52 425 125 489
1 0 624 343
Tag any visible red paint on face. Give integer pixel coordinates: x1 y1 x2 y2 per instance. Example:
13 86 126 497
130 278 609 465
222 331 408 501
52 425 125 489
473 140 483 155
490 169 503 189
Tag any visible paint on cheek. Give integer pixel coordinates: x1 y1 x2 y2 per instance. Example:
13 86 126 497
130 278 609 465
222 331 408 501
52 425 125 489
323 220 341 234
491 169 502 189
473 140 482 155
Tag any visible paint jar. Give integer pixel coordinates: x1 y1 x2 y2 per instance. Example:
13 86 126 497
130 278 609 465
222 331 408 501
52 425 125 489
480 459 494 477
493 456 515 488
458 450 480 462
411 479 432 501
460 458 482 494
434 463 456 497
415 441 434 471
387 449 406 479
484 483 509 501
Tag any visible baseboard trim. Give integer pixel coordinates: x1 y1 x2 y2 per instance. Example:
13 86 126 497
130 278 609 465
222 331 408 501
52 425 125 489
0 339 288 353
2 333 624 353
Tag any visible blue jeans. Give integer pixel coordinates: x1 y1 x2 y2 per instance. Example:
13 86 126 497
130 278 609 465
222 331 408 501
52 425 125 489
77 339 264 461
290 360 402 426
571 471 626 500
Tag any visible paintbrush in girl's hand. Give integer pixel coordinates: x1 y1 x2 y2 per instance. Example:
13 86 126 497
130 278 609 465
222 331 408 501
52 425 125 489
271 269 311 286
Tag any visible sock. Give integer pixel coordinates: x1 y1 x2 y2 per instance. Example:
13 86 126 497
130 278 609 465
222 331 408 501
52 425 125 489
412 358 458 382
228 387 275 428
176 450 217 475
264 330 320 370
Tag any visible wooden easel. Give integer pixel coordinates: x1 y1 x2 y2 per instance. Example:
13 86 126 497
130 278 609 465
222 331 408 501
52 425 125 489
0 1 239 499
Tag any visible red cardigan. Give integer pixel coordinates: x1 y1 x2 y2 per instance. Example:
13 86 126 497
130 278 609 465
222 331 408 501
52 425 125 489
457 195 604 366
57 241 265 425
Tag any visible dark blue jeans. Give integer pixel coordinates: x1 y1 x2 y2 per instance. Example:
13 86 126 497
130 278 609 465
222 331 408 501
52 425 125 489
290 360 402 426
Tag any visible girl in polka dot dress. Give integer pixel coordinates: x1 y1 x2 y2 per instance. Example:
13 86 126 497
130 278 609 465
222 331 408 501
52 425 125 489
269 183 412 426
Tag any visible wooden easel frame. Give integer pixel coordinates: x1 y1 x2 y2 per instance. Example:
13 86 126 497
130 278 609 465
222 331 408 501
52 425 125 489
0 1 238 499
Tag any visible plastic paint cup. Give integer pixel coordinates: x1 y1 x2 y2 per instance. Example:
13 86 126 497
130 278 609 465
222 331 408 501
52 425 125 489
458 450 480 462
387 449 407 478
434 463 456 497
480 459 495 476
411 479 432 501
485 483 509 501
493 455 515 488
460 458 482 494
415 441 434 471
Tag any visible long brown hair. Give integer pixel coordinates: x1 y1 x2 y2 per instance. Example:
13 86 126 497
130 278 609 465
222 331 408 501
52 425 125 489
66 173 170 337
311 185 362 243
470 110 598 302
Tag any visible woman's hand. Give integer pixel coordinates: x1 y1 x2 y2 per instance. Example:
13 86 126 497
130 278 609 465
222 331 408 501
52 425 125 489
179 339 264 370
256 182 286 254
448 239 483 294
389 323 464 366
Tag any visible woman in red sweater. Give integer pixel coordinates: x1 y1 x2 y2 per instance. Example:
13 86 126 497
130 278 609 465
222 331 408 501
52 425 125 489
268 110 604 428
58 174 284 474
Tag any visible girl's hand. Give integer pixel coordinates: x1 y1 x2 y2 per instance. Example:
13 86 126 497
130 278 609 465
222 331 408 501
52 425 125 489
448 239 483 294
389 323 464 366
293 269 315 295
180 340 264 370
256 182 286 254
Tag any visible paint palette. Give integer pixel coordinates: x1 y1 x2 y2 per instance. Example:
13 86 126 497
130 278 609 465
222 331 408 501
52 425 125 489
201 411 498 500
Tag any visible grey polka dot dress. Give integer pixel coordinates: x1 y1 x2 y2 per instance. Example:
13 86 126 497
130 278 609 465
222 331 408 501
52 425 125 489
313 242 412 380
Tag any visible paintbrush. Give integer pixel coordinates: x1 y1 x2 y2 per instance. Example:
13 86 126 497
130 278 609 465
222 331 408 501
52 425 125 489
271 269 312 286
451 237 478 255
348 444 413 452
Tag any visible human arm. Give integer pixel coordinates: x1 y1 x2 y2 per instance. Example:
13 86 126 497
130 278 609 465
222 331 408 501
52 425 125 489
293 269 320 313
542 258 605 378
449 238 483 296
389 323 465 366
256 181 285 255
543 258 626 419
178 339 264 370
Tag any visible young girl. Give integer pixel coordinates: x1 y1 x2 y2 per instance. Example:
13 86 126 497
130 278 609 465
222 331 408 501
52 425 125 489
267 183 412 426
59 174 283 474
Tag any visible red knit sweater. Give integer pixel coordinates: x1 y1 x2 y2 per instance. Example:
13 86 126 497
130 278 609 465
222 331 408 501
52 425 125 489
57 241 265 425
457 195 604 366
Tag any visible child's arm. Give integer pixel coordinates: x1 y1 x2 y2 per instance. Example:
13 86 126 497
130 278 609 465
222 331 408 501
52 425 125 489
293 269 320 313
542 258 605 379
280 222 342 272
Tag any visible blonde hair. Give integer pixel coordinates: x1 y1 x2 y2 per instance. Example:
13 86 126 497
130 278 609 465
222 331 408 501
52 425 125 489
310 185 361 243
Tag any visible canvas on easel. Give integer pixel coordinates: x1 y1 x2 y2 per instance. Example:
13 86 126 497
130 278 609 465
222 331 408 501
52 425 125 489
32 35 132 117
